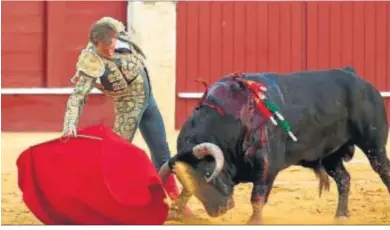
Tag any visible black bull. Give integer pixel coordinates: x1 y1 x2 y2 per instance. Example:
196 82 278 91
159 67 390 224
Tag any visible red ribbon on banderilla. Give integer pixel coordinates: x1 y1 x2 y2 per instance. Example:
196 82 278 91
231 73 298 142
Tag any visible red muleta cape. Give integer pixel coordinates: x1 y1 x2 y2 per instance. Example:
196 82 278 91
16 124 169 225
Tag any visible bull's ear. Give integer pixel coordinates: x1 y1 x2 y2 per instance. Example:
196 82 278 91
168 155 178 169
175 151 200 166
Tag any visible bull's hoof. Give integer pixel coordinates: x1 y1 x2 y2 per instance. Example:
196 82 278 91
335 211 349 221
333 215 350 225
335 215 349 220
246 215 263 225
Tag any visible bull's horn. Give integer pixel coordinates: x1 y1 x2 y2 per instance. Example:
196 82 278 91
159 162 171 182
192 142 224 183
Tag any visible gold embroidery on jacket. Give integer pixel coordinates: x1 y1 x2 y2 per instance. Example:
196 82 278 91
113 96 146 141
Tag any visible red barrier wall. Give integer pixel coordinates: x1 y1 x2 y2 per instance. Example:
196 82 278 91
1 1 127 131
175 1 390 129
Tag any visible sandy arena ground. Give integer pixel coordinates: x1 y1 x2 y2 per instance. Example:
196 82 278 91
1 131 390 225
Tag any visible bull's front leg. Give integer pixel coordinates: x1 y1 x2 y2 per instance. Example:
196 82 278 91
248 183 267 224
247 151 277 225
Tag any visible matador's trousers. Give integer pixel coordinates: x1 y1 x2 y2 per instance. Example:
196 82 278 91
113 68 171 170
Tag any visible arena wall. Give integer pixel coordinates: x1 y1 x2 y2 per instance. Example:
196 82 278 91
175 1 390 129
1 1 178 133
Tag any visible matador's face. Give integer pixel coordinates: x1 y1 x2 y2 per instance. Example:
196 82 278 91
96 37 117 58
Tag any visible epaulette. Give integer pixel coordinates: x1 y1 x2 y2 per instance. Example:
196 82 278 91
76 49 105 78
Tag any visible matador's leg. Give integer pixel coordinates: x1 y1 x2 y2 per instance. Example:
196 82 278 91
138 96 171 170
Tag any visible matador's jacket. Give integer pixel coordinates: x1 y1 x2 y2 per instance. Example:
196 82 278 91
63 19 151 142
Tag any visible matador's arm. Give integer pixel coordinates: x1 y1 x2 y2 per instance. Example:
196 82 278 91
63 49 105 133
63 74 96 132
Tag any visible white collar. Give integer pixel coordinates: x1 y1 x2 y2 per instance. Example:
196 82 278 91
115 39 130 50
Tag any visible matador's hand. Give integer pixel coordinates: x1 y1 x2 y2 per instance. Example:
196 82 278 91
62 126 77 138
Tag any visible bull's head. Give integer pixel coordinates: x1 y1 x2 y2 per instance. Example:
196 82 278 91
160 105 246 217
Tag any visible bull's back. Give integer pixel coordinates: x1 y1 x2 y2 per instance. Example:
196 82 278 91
242 67 367 121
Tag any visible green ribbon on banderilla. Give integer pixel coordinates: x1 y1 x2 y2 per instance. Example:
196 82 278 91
262 97 298 142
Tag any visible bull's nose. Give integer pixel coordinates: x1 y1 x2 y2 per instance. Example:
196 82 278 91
206 198 235 217
227 197 235 209
209 208 229 217
206 205 228 217
215 206 231 217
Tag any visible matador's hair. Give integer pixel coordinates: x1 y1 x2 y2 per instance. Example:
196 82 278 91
89 21 118 46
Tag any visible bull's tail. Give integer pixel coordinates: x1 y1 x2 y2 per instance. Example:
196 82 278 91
313 164 330 198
